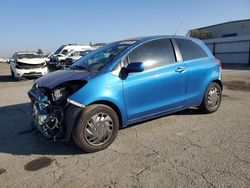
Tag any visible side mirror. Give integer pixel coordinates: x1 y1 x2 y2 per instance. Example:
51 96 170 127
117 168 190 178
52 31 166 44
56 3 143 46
126 62 144 73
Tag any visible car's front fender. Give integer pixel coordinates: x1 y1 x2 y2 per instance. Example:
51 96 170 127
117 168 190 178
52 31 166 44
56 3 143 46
68 73 128 127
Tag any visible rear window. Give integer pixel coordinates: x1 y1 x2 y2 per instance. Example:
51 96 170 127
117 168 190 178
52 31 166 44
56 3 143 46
175 39 208 61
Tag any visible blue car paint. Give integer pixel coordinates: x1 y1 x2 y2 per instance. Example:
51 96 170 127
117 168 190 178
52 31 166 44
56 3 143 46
35 68 96 89
68 35 221 128
122 61 188 121
69 73 129 126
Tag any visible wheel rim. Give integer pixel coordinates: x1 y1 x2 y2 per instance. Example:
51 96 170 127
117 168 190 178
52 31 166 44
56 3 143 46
84 113 114 146
207 87 220 110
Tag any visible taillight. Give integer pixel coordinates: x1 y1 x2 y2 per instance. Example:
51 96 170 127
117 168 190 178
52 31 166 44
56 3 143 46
214 56 222 80
215 57 222 68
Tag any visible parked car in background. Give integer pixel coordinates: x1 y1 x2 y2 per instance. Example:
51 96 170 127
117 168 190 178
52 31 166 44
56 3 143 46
55 49 93 68
63 50 93 68
0 58 10 63
49 44 92 65
42 53 53 63
10 52 48 80
90 43 106 49
28 36 222 152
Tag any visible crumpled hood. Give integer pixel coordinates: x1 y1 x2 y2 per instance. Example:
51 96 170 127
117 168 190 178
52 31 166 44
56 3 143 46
17 58 45 64
35 69 95 89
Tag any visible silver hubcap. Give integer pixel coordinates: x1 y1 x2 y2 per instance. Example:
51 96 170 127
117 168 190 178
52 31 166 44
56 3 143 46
207 87 220 109
84 113 114 146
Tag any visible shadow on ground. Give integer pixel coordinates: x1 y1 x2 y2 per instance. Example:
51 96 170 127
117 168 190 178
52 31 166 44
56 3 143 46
0 75 16 83
0 102 202 156
0 103 83 155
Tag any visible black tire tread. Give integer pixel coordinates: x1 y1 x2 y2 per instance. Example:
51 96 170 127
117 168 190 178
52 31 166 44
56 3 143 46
72 104 119 152
199 82 222 114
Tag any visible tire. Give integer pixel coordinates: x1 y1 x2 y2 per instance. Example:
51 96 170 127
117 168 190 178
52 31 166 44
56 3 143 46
10 67 14 79
72 104 119 152
10 67 20 81
199 82 222 114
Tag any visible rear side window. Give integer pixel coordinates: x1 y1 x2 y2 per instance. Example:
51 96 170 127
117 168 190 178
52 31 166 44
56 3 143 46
129 39 176 71
175 39 207 61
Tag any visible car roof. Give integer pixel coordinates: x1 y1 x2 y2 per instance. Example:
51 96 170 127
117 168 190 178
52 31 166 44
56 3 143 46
115 35 199 45
135 35 196 41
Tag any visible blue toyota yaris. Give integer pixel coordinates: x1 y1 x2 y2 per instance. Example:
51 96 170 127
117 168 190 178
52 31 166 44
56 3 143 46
28 35 222 152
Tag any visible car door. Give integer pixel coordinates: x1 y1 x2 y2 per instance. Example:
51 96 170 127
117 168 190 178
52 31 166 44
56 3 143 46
174 38 211 107
122 38 188 122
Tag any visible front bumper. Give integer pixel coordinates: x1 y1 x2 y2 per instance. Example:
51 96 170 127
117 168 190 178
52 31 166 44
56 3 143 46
28 88 83 141
30 104 82 141
15 66 48 78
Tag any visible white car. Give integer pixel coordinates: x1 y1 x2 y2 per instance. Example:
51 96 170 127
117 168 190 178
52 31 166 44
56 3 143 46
56 49 93 68
64 50 93 68
10 52 48 80
42 53 53 63
49 44 92 65
0 58 10 63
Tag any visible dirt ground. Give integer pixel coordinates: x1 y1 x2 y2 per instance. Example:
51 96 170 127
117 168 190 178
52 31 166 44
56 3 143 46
0 63 250 188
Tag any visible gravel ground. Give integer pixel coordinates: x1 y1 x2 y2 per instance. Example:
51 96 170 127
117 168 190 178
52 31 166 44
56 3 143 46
0 63 249 188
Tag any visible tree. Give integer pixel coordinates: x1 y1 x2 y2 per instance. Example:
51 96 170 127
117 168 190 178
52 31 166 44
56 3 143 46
37 49 43 55
187 29 212 39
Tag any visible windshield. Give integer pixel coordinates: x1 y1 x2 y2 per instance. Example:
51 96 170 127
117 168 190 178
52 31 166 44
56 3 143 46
65 50 74 56
61 49 70 55
17 54 42 59
70 40 136 71
54 45 65 55
80 50 92 56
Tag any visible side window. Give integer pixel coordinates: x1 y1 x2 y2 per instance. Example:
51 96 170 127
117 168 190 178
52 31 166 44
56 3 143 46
175 39 208 61
128 39 176 71
73 51 80 56
61 49 69 55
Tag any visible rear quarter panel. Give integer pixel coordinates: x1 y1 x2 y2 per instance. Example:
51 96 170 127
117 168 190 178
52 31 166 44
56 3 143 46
184 56 220 107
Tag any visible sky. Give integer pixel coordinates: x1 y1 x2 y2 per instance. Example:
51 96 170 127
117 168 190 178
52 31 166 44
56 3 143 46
0 0 249 57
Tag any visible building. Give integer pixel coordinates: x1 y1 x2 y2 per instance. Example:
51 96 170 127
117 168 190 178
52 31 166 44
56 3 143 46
194 19 250 39
188 19 250 65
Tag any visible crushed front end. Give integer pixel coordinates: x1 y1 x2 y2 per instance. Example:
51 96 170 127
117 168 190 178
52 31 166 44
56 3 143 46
28 81 86 141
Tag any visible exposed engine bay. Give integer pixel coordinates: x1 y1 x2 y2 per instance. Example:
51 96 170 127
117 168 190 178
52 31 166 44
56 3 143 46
28 80 86 140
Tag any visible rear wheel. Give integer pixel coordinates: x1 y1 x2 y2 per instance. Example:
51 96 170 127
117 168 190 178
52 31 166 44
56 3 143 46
72 104 119 152
199 82 222 113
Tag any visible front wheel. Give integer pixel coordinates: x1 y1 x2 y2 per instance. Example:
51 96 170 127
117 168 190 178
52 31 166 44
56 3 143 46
199 82 222 113
10 66 20 81
10 67 14 79
72 104 119 152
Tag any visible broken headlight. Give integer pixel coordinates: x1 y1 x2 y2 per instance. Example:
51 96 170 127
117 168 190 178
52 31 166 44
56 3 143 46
52 87 67 101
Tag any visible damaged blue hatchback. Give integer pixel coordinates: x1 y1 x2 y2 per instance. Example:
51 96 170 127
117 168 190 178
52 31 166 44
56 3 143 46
28 36 222 152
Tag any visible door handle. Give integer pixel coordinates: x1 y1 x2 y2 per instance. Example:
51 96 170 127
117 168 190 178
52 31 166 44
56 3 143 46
175 67 185 73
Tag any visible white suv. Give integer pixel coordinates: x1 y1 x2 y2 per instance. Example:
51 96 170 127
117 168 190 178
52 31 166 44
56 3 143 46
49 44 92 65
56 49 93 68
10 52 48 80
